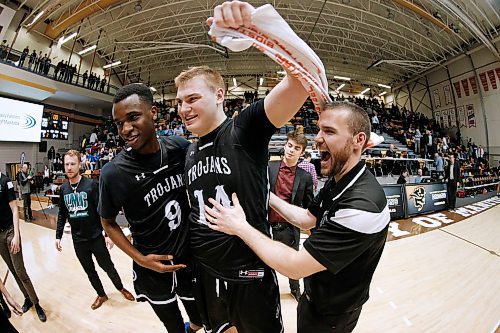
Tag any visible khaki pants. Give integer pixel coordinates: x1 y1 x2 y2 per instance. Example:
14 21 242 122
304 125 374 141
0 225 39 304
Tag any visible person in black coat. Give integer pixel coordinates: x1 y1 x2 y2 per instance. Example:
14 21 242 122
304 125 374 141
268 131 313 301
445 154 461 211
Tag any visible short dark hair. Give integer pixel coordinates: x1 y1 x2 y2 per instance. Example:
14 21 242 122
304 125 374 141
323 101 371 149
303 151 311 159
286 130 308 152
113 84 153 106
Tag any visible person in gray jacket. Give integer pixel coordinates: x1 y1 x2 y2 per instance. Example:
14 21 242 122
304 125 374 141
17 164 34 222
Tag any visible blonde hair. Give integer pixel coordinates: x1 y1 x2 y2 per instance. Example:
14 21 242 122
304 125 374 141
175 66 224 92
64 149 81 162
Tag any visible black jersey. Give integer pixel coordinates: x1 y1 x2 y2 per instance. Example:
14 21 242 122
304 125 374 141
185 99 277 281
304 161 390 316
56 176 103 243
98 136 190 258
0 173 16 230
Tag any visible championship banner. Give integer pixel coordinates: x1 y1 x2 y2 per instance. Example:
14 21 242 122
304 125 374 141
449 108 456 127
479 72 489 92
466 104 476 128
453 81 462 99
383 185 406 220
496 68 500 84
457 106 466 128
433 89 441 108
434 110 441 125
461 79 470 96
443 85 452 105
487 70 497 89
405 183 448 217
442 109 449 128
469 76 478 94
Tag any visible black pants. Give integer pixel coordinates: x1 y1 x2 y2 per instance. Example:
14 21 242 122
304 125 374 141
150 298 201 333
22 193 33 220
271 223 300 292
447 181 458 209
297 294 362 333
74 236 123 297
0 305 18 333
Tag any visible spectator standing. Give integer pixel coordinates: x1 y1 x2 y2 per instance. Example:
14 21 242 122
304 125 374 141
445 154 461 211
298 151 318 192
19 46 29 67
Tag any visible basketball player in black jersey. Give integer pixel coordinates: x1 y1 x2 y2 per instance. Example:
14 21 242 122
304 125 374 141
56 150 135 310
98 84 202 333
175 3 309 332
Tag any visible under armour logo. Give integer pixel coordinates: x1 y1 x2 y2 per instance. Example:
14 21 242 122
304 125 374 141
189 151 194 156
135 173 146 181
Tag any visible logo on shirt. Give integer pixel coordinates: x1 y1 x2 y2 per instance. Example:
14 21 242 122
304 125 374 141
238 269 265 279
64 192 89 218
135 173 146 181
409 186 426 211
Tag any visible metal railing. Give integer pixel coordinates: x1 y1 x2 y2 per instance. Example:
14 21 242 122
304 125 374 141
0 47 120 96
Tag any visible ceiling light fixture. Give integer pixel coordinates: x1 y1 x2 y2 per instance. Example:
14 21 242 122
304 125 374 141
377 83 391 89
233 78 237 87
337 83 346 90
150 87 157 93
103 60 121 69
60 32 77 45
379 91 387 96
27 11 44 27
259 77 264 86
360 88 370 95
78 45 96 56
334 75 351 81
134 1 142 11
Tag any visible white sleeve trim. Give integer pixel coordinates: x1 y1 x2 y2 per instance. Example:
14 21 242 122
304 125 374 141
330 205 390 234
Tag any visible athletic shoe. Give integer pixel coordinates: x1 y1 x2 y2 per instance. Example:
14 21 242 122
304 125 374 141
35 304 46 322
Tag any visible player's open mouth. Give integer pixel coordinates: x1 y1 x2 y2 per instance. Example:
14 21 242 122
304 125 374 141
126 135 139 144
320 150 331 162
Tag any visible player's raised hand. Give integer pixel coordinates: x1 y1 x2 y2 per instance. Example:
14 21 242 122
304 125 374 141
205 193 250 236
139 254 186 273
206 1 255 29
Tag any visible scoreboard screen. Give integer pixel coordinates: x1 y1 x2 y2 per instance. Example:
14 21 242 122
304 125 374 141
41 112 69 140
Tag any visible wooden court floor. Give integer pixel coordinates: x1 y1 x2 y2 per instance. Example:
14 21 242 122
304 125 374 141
2 204 499 333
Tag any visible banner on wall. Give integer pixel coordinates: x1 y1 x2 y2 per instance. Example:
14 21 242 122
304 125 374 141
458 106 466 128
449 108 456 127
433 89 441 107
466 104 476 128
479 72 489 92
469 76 478 94
496 68 500 83
487 70 497 89
453 81 462 99
443 85 452 105
461 79 470 96
0 4 16 41
442 109 449 128
434 110 441 125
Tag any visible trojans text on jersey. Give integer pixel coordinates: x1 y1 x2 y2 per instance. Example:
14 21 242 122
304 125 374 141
144 173 184 207
186 156 232 185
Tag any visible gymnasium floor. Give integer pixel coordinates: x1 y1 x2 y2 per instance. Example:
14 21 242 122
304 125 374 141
3 199 499 333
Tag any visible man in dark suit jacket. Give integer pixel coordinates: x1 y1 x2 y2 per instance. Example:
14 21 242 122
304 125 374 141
445 154 461 211
268 131 313 301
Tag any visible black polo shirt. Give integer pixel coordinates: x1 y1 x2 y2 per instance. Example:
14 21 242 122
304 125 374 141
304 161 390 317
0 173 16 230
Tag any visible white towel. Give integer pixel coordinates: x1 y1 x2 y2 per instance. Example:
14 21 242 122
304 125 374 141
209 4 384 147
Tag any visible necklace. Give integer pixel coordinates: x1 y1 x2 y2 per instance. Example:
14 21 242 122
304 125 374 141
70 177 81 193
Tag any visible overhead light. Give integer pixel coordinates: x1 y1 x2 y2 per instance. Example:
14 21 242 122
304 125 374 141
360 88 370 95
233 78 237 87
337 83 346 91
379 92 387 96
150 87 157 93
277 70 286 75
377 83 391 89
259 77 264 86
27 11 44 27
134 1 142 11
78 45 96 56
334 75 351 81
59 32 77 45
103 60 121 69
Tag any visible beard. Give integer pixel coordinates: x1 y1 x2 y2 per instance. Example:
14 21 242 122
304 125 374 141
322 140 352 177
